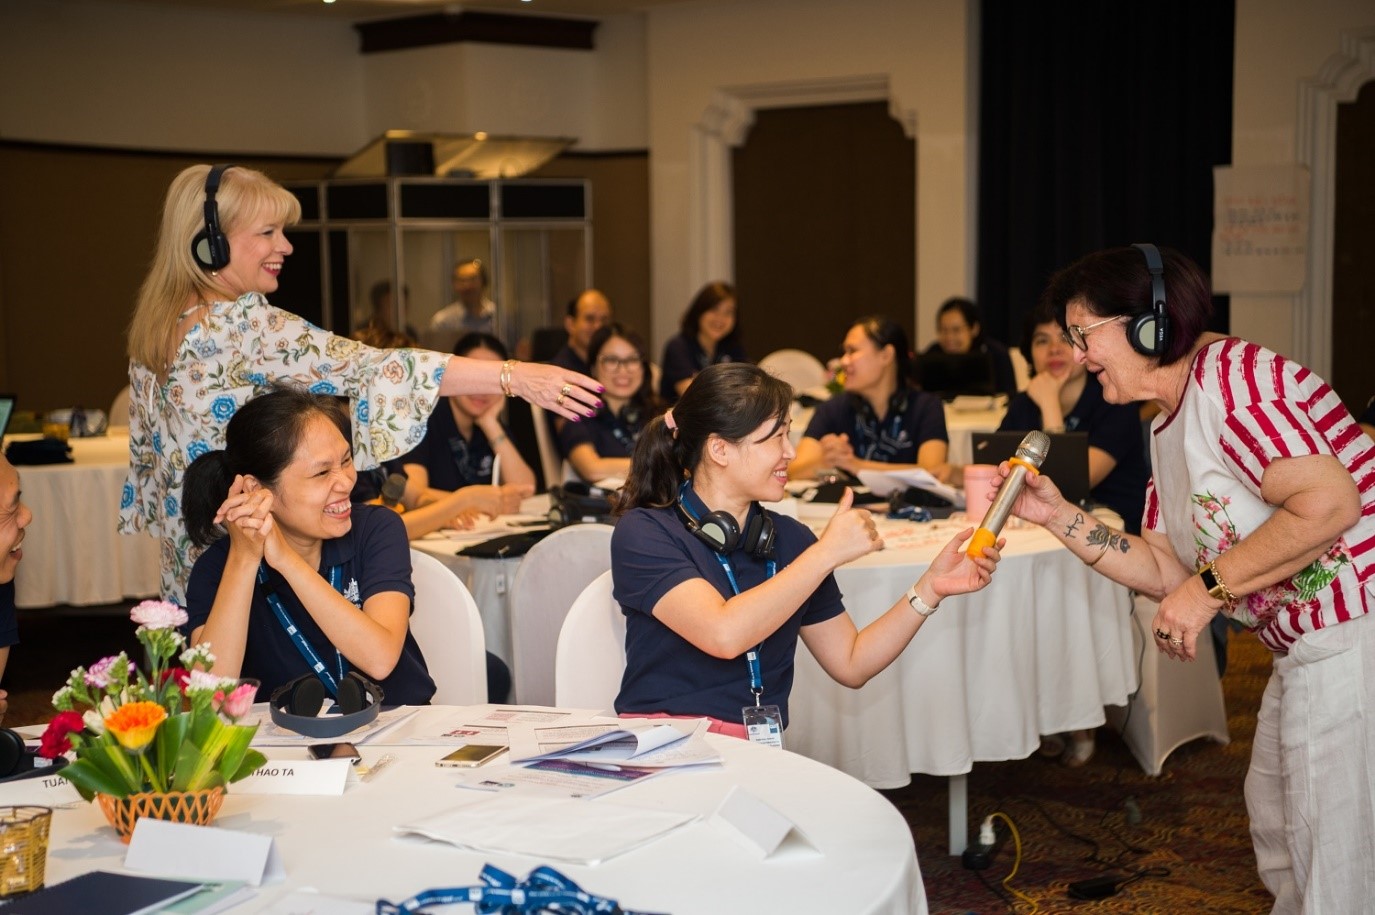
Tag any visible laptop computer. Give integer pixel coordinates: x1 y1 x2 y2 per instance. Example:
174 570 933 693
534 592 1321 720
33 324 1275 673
969 430 1092 508
0 394 15 439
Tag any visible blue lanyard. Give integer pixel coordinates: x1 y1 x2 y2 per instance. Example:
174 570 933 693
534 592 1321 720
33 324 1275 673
259 562 349 697
376 863 659 915
852 389 911 461
714 551 776 706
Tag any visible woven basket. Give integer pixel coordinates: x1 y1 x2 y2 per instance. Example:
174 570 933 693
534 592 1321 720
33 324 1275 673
0 806 52 896
96 787 225 843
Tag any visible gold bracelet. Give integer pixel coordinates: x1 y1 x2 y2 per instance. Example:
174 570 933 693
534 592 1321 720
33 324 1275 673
499 359 516 398
1084 539 1111 567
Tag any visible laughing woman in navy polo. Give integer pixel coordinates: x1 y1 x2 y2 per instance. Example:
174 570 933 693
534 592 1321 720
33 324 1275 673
560 323 662 484
183 385 435 705
611 363 1001 738
790 316 951 482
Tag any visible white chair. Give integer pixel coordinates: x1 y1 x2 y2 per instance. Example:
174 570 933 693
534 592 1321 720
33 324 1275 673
529 403 564 493
507 523 615 705
108 385 132 430
408 549 487 704
1106 592 1230 775
758 349 829 394
553 571 625 712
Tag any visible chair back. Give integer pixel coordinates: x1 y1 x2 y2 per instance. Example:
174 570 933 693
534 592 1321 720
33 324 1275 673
509 523 614 705
408 549 487 704
109 385 132 430
554 571 625 712
758 349 828 394
528 403 565 493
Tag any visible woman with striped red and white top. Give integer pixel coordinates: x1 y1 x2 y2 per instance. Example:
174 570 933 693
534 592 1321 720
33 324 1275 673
999 244 1374 915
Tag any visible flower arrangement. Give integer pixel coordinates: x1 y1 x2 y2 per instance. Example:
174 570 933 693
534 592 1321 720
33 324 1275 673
39 600 266 801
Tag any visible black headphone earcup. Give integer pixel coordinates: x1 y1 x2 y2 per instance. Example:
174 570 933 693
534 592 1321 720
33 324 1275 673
0 728 24 778
336 676 365 715
1128 312 1161 357
191 228 229 272
289 676 327 717
696 512 738 553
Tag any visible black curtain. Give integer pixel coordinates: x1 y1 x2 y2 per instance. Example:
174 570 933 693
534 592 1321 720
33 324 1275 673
976 0 1234 346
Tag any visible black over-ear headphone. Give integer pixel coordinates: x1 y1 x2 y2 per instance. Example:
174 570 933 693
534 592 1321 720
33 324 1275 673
191 164 234 272
1128 243 1169 357
269 672 383 739
676 482 776 559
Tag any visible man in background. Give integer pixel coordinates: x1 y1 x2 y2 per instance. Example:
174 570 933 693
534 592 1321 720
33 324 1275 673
427 259 497 351
550 288 612 376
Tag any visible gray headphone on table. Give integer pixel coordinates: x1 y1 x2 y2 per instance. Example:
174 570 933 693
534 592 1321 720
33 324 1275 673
269 672 384 739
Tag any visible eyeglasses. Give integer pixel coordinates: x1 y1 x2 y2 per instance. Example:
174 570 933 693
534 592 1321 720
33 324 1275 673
597 355 642 372
1066 315 1128 351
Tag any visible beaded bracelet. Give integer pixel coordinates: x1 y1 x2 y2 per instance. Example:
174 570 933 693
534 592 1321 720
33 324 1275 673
499 359 516 398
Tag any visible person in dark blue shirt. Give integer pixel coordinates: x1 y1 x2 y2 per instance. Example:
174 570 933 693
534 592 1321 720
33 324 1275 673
183 385 436 705
612 363 1001 736
0 453 32 718
550 289 612 379
659 281 748 404
560 323 661 484
792 316 950 482
918 297 1018 398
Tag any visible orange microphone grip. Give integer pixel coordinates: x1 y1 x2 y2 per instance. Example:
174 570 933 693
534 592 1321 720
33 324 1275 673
965 527 998 559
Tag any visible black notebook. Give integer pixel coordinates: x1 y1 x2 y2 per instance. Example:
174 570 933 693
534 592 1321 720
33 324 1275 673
7 870 203 914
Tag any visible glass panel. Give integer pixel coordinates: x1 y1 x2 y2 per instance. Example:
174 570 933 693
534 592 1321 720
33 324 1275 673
499 227 587 360
409 229 493 353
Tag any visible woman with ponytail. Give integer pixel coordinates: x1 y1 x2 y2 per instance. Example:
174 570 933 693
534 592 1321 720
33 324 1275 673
610 363 1002 738
182 384 436 705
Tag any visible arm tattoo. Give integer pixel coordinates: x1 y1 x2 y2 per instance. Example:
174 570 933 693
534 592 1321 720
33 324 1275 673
1064 512 1084 539
1085 523 1131 554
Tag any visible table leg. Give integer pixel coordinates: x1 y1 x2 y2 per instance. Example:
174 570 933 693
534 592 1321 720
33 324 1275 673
948 773 968 855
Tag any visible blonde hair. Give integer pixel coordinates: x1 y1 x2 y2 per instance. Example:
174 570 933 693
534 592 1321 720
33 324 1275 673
127 164 302 373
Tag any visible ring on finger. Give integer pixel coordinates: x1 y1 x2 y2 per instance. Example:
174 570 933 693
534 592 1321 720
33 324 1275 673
1169 637 1184 646
560 383 573 397
1153 628 1169 641
555 393 567 406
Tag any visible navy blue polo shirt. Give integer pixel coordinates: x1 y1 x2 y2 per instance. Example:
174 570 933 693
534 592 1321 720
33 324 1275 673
557 403 646 468
185 504 436 705
803 388 948 463
659 333 748 403
999 373 1148 534
550 345 591 378
610 492 844 727
0 581 18 649
398 403 500 491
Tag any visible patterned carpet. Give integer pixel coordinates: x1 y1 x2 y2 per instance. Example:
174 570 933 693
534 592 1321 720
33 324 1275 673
890 631 1275 914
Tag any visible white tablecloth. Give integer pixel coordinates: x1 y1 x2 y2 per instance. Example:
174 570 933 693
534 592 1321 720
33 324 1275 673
37 718 926 914
4 434 160 608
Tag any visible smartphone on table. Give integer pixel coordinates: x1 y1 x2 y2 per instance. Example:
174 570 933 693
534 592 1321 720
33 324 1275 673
436 744 506 768
307 742 361 764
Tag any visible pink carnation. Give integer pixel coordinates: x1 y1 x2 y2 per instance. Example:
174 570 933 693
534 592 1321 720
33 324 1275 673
84 655 134 688
214 681 259 720
130 599 188 630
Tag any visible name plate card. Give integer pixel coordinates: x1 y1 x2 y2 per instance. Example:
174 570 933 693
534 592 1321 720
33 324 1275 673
126 819 285 886
710 786 818 859
0 772 84 807
232 758 350 795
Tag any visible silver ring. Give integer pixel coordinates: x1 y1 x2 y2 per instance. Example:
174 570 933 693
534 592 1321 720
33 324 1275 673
1154 628 1169 641
1169 637 1184 646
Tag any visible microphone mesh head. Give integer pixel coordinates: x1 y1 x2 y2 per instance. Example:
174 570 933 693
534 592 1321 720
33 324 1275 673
381 473 408 503
1015 430 1051 468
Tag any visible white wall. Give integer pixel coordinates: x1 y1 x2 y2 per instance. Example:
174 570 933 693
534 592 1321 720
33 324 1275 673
1231 0 1374 357
644 0 971 354
0 0 364 155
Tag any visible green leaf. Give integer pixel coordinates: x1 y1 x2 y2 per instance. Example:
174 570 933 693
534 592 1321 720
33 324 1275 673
170 739 207 791
216 725 258 781
228 749 268 783
60 759 130 798
154 713 191 785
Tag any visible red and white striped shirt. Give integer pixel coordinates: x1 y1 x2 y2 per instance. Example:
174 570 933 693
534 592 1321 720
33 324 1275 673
1145 338 1375 652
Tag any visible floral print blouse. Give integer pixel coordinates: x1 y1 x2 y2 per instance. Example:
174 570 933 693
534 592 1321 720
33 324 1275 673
118 293 449 606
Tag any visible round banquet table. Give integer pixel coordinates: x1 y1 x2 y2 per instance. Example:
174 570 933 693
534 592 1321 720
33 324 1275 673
3 433 160 608
37 727 927 914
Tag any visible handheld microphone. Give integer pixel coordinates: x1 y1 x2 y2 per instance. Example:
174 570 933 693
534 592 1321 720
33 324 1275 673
965 430 1050 558
380 473 408 512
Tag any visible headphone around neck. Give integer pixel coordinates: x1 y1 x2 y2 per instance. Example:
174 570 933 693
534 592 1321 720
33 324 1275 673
269 671 383 739
1128 242 1169 357
675 481 776 559
191 164 234 273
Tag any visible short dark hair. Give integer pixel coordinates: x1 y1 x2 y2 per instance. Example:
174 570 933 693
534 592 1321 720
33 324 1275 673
587 322 657 413
852 315 918 387
1046 245 1211 366
453 332 509 359
566 288 607 319
679 281 740 346
1018 296 1059 366
182 384 350 547
937 297 982 331
616 362 791 514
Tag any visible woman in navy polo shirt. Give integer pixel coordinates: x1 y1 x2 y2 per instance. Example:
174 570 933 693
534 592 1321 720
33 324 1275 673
183 385 435 705
611 363 1001 737
399 333 536 505
791 316 950 481
659 281 748 404
560 323 662 484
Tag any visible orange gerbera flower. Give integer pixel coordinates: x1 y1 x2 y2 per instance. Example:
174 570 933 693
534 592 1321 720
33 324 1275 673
104 701 168 753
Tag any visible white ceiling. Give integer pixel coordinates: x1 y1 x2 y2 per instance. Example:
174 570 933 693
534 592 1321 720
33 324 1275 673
97 0 696 22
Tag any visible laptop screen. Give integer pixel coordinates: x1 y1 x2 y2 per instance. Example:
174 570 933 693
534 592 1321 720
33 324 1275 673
0 395 14 439
969 430 1092 508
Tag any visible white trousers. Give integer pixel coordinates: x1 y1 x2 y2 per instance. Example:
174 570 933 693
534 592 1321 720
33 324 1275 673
1245 609 1375 914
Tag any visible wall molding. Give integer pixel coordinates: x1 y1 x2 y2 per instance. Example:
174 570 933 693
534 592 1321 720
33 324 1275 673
355 11 597 55
1295 26 1375 379
689 74 913 285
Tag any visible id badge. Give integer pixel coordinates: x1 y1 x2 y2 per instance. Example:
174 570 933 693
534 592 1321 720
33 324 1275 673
742 705 784 749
